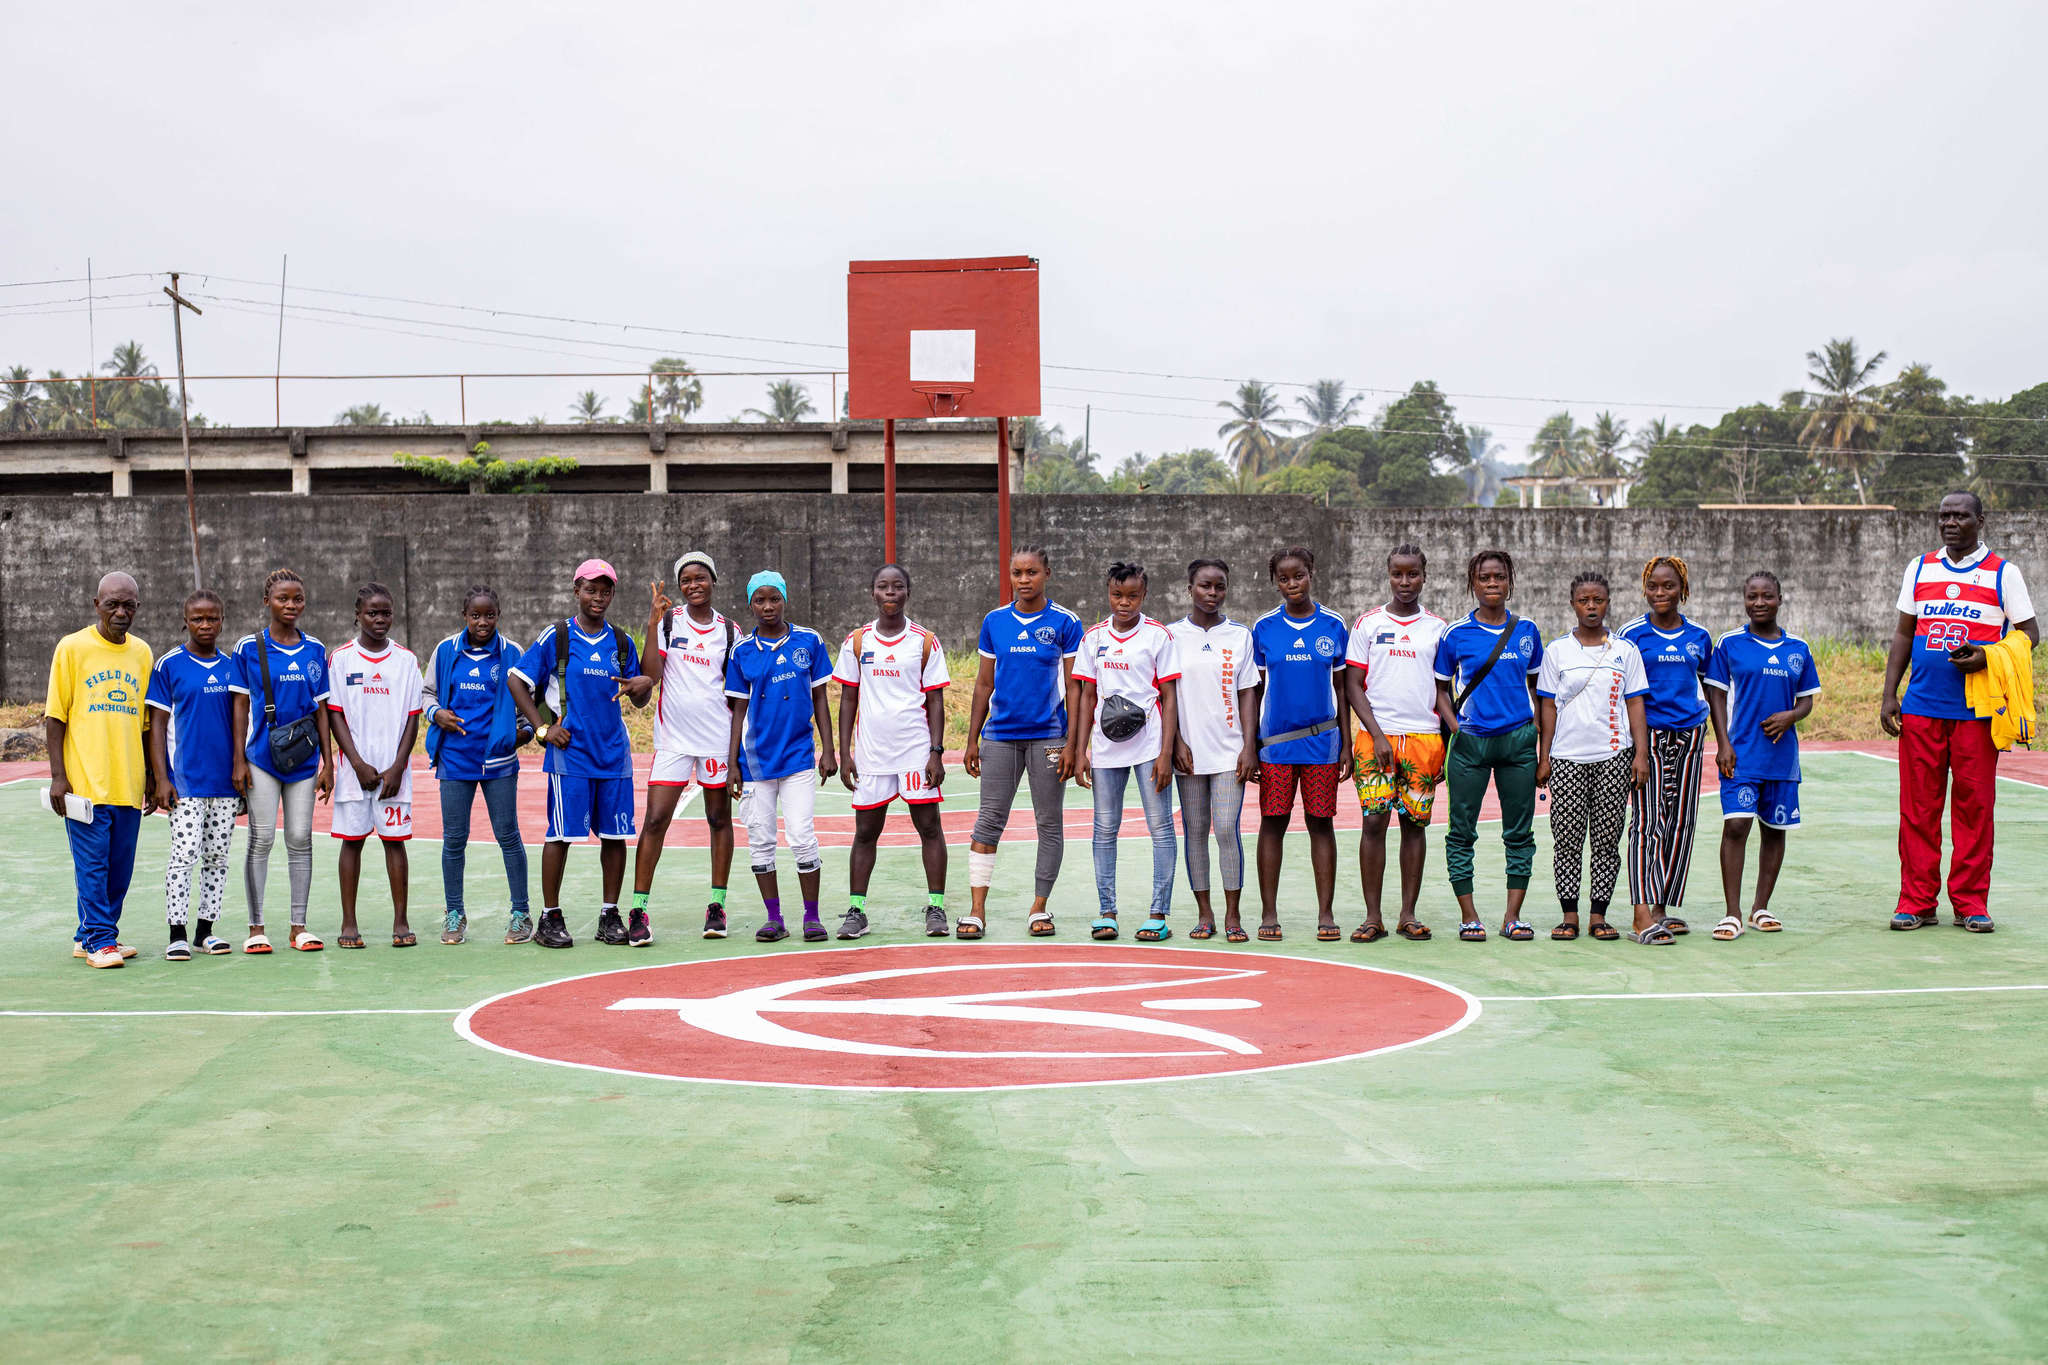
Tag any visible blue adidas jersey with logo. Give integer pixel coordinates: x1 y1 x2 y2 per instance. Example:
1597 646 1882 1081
724 624 833 781
512 622 639 779
430 632 524 781
1617 615 1714 731
1703 627 1821 781
1250 603 1349 764
1433 614 1544 737
976 602 1085 742
226 629 330 783
145 644 240 798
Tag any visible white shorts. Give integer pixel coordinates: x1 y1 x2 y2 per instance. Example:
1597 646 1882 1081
333 797 411 841
650 750 729 789
743 768 821 874
851 767 943 810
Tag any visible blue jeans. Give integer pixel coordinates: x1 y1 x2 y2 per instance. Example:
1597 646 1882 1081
67 804 141 951
1091 764 1176 919
440 775 528 915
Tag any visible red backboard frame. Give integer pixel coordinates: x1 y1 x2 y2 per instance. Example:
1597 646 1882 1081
846 256 1041 419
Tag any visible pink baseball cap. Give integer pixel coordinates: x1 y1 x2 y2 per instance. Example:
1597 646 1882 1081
573 557 618 584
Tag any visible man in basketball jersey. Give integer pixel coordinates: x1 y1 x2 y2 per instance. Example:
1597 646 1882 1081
1879 492 2037 932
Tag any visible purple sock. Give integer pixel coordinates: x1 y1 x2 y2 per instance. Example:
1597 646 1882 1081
803 899 821 923
763 897 782 922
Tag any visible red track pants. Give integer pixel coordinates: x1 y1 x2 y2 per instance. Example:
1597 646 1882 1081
1896 714 1999 918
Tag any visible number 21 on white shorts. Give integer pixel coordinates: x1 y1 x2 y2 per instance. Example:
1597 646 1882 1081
332 797 412 841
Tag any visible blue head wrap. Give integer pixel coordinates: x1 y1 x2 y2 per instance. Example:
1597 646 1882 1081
747 570 788 601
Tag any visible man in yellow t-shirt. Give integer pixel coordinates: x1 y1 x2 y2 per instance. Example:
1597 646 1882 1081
46 572 153 968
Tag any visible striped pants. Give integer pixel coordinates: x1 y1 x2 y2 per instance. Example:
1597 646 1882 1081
1550 750 1634 902
1627 725 1706 908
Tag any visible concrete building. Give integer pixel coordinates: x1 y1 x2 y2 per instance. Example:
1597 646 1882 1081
0 420 1014 496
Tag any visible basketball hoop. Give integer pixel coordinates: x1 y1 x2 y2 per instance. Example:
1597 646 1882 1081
909 383 974 418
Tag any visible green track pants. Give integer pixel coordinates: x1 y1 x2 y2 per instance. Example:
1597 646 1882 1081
1444 722 1538 897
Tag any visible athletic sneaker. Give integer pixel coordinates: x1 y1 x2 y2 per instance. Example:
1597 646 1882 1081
441 911 467 945
164 939 192 962
835 909 869 940
535 910 573 949
628 910 652 947
73 942 139 960
595 909 629 946
504 910 534 944
702 905 728 939
756 919 789 943
85 946 125 968
803 918 829 943
925 907 951 938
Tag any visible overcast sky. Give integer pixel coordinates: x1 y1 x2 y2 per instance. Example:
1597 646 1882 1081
6 0 2044 463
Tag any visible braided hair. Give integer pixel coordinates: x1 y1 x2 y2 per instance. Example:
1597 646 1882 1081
1465 548 1514 595
261 567 302 599
1640 554 1691 602
354 580 393 612
1269 545 1315 578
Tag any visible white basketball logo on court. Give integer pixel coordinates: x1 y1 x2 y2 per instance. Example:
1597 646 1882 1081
608 961 1266 1059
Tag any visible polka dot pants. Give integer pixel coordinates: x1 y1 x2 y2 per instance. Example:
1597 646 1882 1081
165 796 238 926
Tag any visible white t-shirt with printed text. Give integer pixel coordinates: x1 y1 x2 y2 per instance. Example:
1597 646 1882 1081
1344 606 1448 736
654 608 736 757
1167 617 1258 775
833 619 950 773
1073 616 1181 769
327 639 424 804
1536 631 1649 764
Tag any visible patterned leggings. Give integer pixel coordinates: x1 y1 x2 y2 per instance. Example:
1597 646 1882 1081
165 796 238 926
1627 725 1706 908
1550 749 1634 902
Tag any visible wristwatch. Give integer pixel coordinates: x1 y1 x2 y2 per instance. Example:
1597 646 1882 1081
536 725 551 742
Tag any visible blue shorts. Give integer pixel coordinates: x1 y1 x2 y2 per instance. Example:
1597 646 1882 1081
546 772 636 842
1720 777 1800 829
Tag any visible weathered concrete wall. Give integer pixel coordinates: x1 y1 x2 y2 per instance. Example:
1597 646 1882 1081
3 495 2040 697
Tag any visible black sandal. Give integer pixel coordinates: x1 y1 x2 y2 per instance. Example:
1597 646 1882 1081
1550 921 1580 941
1589 920 1620 941
1395 920 1432 941
1351 922 1387 943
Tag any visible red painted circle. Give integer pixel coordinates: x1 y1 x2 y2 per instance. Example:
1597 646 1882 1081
456 945 1478 1091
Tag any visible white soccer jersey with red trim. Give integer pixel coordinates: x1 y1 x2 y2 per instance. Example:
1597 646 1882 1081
654 609 736 757
327 640 423 803
833 619 950 773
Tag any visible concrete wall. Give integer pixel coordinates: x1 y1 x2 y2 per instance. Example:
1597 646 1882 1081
3 494 2041 698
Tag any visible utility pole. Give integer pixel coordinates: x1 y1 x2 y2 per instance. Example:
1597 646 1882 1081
274 254 288 426
1084 404 1091 466
164 273 205 590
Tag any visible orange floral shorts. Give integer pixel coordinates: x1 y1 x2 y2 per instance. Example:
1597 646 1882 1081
1352 730 1447 823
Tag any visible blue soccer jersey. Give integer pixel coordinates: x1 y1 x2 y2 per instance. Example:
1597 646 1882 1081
426 632 524 782
1250 603 1349 764
976 602 1085 742
1432 614 1544 737
512 621 639 779
1617 615 1713 731
1703 627 1821 781
724 624 833 781
226 629 330 783
145 644 240 798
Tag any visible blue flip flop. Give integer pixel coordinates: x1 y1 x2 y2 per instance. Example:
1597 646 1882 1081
1091 916 1120 941
1136 918 1172 942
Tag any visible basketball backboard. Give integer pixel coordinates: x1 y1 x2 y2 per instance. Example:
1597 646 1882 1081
846 256 1040 419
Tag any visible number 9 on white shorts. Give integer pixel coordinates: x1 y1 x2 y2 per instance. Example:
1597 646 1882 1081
332 797 412 841
649 752 727 789
851 769 942 811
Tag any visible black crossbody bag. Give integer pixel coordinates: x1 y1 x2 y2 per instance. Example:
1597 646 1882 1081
257 631 320 773
1444 613 1519 743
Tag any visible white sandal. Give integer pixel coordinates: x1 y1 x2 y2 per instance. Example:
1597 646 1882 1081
291 931 325 951
1748 908 1783 933
243 932 274 954
1027 910 1055 937
1712 915 1744 941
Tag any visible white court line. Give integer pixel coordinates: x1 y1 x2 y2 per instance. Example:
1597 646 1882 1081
0 1008 462 1018
1843 747 2048 790
1481 983 2048 1002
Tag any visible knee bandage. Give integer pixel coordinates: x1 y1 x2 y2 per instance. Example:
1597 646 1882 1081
968 849 997 888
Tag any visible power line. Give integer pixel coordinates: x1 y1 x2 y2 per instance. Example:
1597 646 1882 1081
0 271 163 290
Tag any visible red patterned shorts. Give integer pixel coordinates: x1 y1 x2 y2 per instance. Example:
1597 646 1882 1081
1259 760 1341 819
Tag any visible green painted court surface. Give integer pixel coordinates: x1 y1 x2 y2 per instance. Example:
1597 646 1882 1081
4 754 2045 1361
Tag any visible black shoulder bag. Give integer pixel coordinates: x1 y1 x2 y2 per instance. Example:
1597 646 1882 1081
257 631 320 773
1444 613 1519 743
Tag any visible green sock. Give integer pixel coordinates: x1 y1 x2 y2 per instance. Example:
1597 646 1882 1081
848 894 867 912
631 891 649 912
927 890 946 910
709 886 728 907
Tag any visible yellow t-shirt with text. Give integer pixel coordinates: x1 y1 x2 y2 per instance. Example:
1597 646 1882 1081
45 625 153 808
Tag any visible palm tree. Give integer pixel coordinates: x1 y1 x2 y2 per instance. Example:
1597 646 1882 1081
336 402 393 426
1014 416 1068 466
99 341 177 428
1460 425 1503 504
629 357 703 424
1296 379 1361 432
1217 380 1303 481
1799 337 1888 504
743 380 815 423
1526 411 1590 476
2 365 37 431
569 391 608 424
37 372 92 430
1629 416 1674 460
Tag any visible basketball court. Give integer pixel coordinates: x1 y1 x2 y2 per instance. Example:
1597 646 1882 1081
4 752 2046 1360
